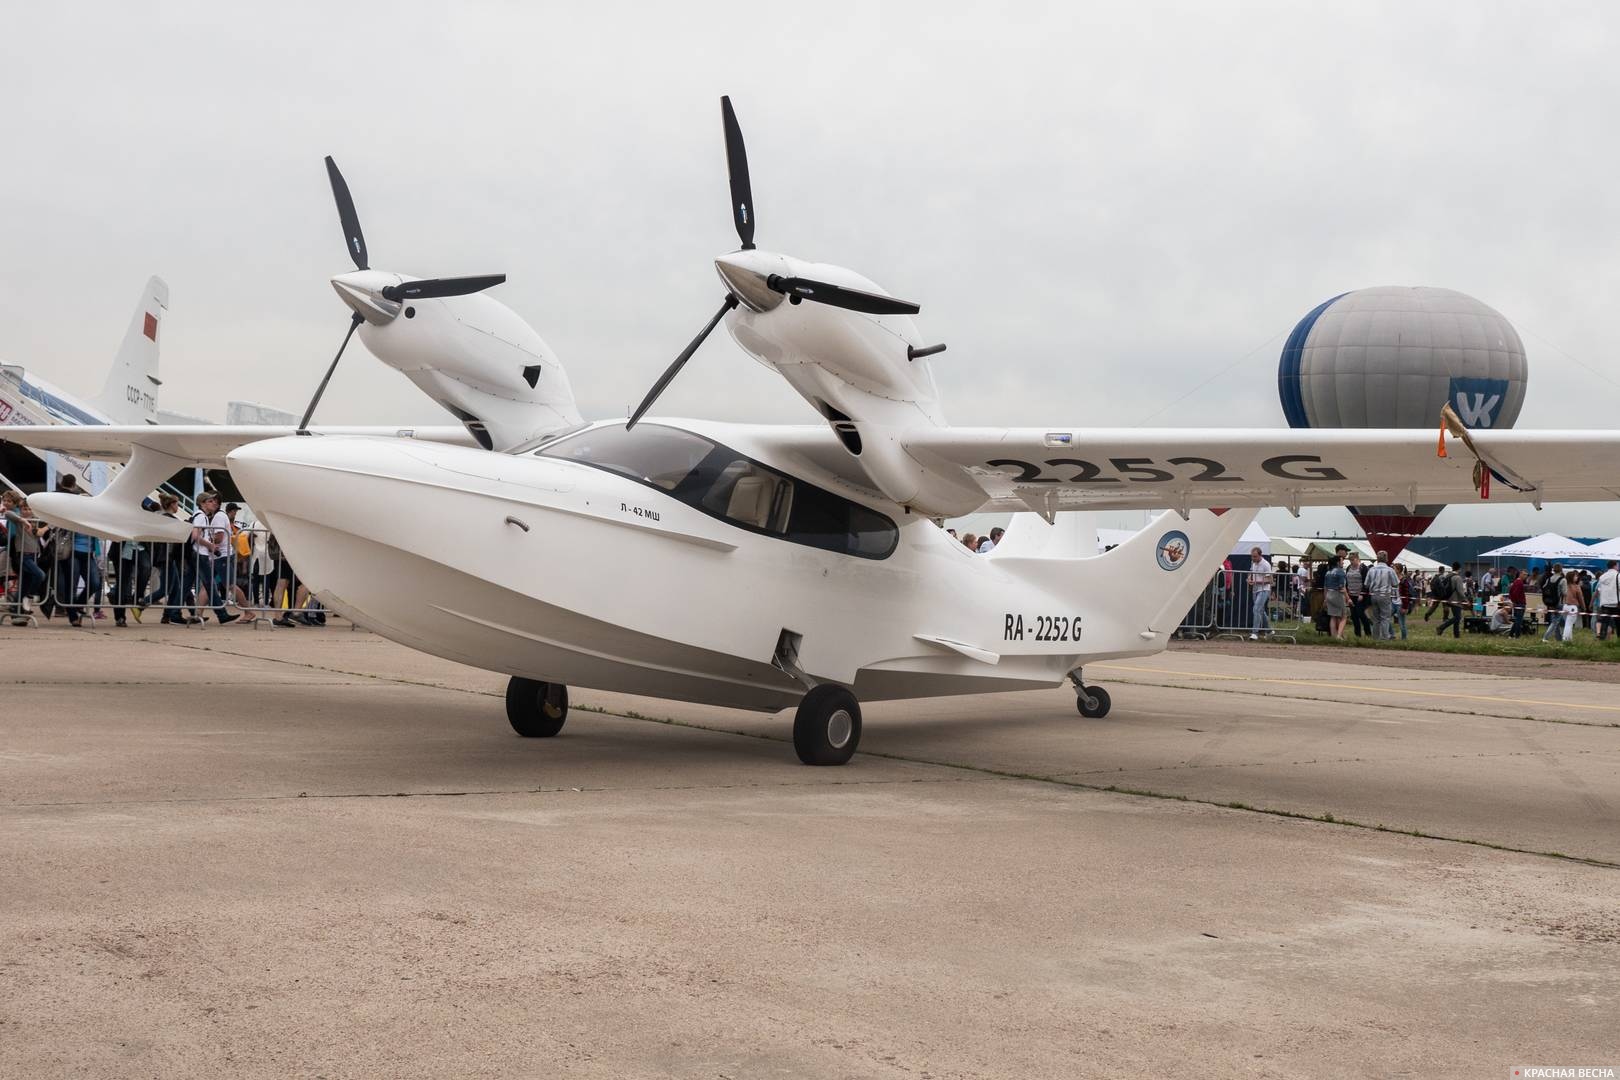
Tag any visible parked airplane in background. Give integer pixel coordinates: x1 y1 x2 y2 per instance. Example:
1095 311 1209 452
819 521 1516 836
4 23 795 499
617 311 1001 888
0 277 168 490
13 100 1620 768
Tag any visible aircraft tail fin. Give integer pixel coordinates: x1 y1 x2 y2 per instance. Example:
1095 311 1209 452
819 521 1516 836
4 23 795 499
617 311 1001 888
93 276 169 425
995 508 1256 657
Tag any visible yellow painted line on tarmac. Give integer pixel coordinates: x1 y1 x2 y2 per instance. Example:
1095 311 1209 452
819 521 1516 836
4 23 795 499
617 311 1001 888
1094 662 1620 715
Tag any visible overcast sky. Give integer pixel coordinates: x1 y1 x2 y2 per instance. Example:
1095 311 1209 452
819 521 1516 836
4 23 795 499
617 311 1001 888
3 1 1618 538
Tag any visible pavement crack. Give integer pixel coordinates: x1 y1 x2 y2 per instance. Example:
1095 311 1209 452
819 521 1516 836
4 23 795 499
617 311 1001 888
10 774 984 810
1097 676 1620 729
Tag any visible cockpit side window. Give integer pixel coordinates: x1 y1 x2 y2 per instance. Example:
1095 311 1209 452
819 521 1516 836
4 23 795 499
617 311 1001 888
538 424 715 490
540 424 896 559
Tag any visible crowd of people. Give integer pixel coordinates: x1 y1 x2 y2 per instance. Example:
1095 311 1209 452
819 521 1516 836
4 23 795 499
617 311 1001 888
1208 541 1620 646
1 479 320 630
946 527 1005 553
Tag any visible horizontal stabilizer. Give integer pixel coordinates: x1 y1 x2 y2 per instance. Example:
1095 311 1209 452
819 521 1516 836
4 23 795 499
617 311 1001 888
913 634 1000 665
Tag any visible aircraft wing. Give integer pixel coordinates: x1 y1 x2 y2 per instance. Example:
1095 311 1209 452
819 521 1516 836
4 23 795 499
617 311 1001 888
896 427 1620 517
1 424 478 541
0 423 477 469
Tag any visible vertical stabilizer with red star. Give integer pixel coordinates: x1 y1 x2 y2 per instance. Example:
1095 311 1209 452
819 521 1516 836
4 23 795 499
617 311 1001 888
92 276 168 425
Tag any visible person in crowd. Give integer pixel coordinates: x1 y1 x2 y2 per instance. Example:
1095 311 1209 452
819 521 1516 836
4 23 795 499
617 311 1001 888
1247 545 1272 640
1507 567 1528 638
3 492 46 616
111 529 146 628
978 527 1004 554
1395 564 1412 639
1488 595 1514 634
960 532 978 552
1295 560 1312 620
224 503 259 624
1434 562 1464 638
1552 569 1586 644
1540 566 1568 643
1322 554 1347 639
1365 550 1399 640
1480 567 1496 598
153 494 195 625
1596 560 1620 642
42 477 96 628
267 531 314 628
1344 551 1369 638
246 522 275 609
188 492 240 626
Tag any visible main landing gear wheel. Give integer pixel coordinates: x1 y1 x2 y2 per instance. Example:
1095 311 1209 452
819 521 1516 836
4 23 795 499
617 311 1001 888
506 677 568 738
793 684 861 766
1076 685 1111 718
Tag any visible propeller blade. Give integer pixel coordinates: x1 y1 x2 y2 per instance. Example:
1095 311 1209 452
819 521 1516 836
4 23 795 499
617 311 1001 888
626 295 740 430
766 275 920 316
721 96 755 251
379 274 506 302
297 312 365 434
324 156 369 272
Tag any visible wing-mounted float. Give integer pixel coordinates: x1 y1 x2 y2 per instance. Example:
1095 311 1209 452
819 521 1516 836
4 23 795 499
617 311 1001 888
624 98 984 516
308 157 583 451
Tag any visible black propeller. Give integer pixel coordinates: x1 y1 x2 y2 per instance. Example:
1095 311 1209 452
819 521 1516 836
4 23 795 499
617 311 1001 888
623 97 920 429
765 274 919 316
301 157 507 431
381 274 507 302
722 96 755 251
325 156 368 272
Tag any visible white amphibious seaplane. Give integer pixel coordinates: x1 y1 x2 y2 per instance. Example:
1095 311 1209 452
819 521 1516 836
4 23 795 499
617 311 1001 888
13 99 1620 766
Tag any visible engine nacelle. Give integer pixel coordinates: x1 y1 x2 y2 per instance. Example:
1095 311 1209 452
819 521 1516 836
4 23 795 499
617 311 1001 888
333 270 582 450
717 252 982 517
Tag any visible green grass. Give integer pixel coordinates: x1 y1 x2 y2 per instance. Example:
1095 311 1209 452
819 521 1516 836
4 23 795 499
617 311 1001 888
1251 619 1620 662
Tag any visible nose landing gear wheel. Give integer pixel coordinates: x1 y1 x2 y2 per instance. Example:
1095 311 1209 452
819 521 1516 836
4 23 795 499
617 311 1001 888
507 677 569 737
793 684 861 766
1076 685 1111 718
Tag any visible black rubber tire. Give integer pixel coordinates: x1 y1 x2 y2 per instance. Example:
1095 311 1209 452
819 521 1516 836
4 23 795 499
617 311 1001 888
793 684 861 766
1076 685 1112 718
506 677 568 737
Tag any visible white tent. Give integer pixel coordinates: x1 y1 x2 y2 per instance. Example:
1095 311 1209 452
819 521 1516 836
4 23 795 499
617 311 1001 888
1477 532 1591 560
1230 520 1269 557
1582 537 1620 560
1394 548 1446 573
1268 536 1313 558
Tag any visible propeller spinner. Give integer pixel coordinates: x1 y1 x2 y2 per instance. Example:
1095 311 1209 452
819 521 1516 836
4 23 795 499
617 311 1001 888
625 97 921 429
297 157 508 433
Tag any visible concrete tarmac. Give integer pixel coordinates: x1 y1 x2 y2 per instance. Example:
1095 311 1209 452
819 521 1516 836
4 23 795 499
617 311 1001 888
2 624 1617 1078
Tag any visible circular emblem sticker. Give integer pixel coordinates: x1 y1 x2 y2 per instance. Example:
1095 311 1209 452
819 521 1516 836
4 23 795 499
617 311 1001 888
1156 530 1190 571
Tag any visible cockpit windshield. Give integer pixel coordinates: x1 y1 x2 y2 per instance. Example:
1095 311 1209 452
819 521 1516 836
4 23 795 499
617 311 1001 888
539 423 897 559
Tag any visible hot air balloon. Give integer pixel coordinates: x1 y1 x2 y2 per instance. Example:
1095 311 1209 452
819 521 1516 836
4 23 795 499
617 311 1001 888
1277 286 1528 557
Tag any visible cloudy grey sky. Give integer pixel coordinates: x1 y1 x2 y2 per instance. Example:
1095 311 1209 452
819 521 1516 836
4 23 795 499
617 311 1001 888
3 1 1618 538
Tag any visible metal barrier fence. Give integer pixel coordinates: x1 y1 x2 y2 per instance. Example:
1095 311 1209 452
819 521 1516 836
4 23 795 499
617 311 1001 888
1175 568 1307 642
2 522 333 630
